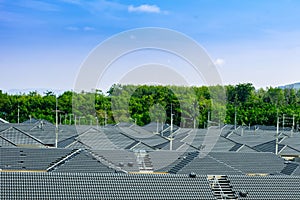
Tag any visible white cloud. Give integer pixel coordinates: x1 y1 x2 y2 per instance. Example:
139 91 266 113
128 4 161 13
83 26 95 31
60 0 81 5
18 0 60 12
65 26 79 31
214 58 225 66
65 26 95 31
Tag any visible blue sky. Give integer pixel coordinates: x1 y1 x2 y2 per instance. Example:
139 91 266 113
1 0 300 92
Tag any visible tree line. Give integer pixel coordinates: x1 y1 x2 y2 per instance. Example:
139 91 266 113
0 83 299 128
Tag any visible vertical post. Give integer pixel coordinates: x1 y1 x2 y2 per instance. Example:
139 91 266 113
17 104 20 124
105 109 107 126
292 115 295 137
241 126 244 136
282 114 285 131
96 117 98 129
156 119 159 133
207 111 210 129
170 103 173 151
276 115 279 155
293 115 295 130
74 115 77 125
234 106 237 130
55 97 58 148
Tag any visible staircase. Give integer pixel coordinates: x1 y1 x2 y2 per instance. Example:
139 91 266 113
208 175 238 200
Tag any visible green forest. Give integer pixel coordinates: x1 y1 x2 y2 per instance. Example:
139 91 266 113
0 83 299 128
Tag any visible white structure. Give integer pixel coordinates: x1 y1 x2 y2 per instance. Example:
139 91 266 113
0 118 9 123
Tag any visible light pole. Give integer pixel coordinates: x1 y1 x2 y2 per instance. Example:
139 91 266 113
169 103 174 151
104 109 107 126
207 110 211 129
276 114 279 155
234 106 237 130
283 114 285 131
95 117 98 129
55 97 58 148
17 104 20 124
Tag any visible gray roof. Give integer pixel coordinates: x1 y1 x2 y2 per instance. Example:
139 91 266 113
0 172 216 200
0 147 73 171
0 127 45 147
51 150 116 173
229 175 300 200
167 151 287 175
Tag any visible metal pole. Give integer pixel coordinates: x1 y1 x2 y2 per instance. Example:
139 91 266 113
276 115 279 155
105 109 107 126
293 115 295 130
96 117 98 129
234 107 237 130
241 126 244 136
17 104 20 124
55 97 58 148
292 115 295 137
283 114 285 131
170 103 173 151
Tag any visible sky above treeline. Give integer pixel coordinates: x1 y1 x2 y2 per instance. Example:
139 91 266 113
1 0 300 92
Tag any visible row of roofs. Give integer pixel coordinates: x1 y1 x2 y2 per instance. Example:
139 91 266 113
1 147 299 176
2 172 299 200
1 119 299 199
1 120 299 155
